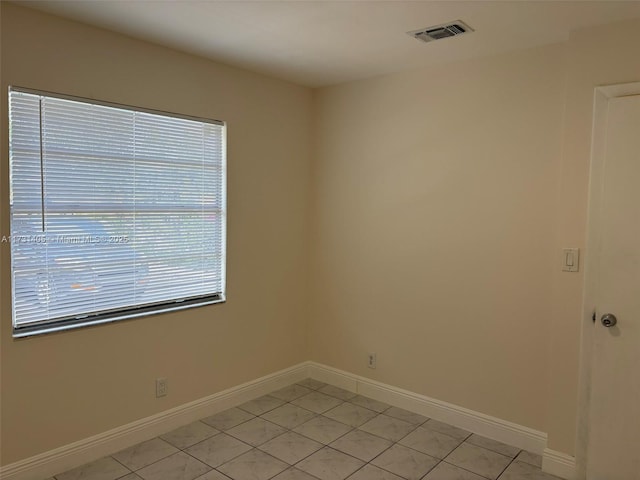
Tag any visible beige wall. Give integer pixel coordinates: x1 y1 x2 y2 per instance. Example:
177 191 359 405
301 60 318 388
309 17 640 459
0 4 312 465
309 44 566 437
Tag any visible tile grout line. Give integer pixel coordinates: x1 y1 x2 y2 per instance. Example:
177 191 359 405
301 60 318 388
494 454 521 480
108 457 133 476
440 459 498 480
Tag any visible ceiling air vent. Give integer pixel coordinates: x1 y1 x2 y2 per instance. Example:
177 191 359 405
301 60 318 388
408 20 474 43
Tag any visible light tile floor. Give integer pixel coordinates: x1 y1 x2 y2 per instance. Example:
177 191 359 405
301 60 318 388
52 379 561 480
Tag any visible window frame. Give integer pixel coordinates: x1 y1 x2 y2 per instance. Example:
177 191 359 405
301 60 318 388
8 86 227 338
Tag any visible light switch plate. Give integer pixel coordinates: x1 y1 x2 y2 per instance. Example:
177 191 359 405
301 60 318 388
562 248 580 272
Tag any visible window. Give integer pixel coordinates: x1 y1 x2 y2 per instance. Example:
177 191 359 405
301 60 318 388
9 87 226 337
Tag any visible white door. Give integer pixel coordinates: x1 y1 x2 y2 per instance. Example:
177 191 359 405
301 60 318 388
586 94 640 479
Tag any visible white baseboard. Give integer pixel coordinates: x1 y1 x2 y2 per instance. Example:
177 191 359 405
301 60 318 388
543 448 576 479
307 362 547 455
0 363 309 480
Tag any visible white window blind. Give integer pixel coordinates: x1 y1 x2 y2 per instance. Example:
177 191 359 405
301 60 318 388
9 87 226 337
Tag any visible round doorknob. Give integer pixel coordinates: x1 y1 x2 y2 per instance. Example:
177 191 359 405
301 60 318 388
601 313 617 328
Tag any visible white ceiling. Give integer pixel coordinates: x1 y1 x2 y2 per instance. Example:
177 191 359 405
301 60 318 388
21 0 640 87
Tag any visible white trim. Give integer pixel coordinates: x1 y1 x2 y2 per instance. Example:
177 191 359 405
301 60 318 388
0 363 310 480
307 362 547 454
543 448 577 480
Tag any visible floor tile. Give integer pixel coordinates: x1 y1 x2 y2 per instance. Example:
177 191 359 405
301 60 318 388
345 464 404 480
270 384 313 402
161 422 219 449
202 408 255 431
186 433 252 468
137 452 210 480
261 404 317 429
422 420 471 442
514 451 543 468
358 414 416 442
465 434 520 458
271 468 319 480
226 417 287 447
445 443 512 480
498 460 562 480
238 395 286 416
55 456 131 480
329 429 392 462
291 392 343 414
113 438 179 471
323 403 378 428
218 449 288 480
399 426 462 459
318 385 356 401
348 396 389 413
296 379 327 390
383 407 428 426
53 382 539 480
371 444 439 480
296 447 364 480
259 431 323 464
423 462 486 480
293 416 353 444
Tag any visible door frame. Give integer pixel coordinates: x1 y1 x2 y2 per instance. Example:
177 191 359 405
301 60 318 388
576 81 640 479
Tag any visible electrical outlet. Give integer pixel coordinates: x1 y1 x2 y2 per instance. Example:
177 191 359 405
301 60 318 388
156 377 168 397
367 352 377 369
